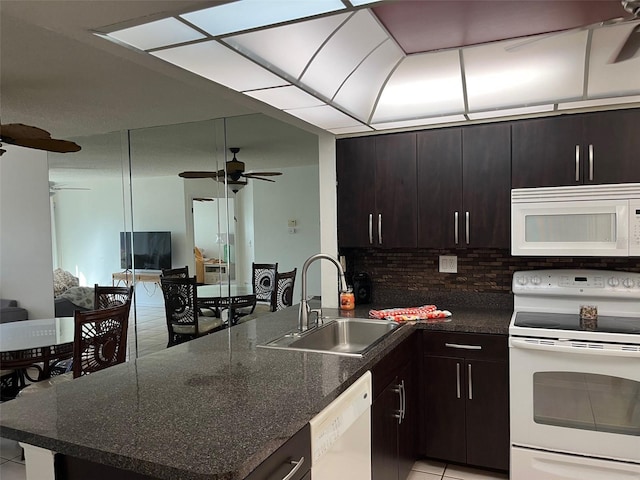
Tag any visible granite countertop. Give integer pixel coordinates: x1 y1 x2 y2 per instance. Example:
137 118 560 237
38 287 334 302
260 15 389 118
0 294 513 480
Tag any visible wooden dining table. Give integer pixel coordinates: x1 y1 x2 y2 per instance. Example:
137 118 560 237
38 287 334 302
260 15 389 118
0 317 75 387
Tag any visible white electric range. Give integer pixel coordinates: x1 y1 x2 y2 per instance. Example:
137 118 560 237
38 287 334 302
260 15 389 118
509 269 640 479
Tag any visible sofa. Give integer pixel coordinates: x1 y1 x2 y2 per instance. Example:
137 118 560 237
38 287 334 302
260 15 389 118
0 298 28 323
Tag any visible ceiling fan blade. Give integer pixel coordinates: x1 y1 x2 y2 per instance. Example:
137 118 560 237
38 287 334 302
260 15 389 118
611 23 640 62
0 123 81 153
3 137 81 153
241 174 275 183
243 172 283 177
179 171 223 179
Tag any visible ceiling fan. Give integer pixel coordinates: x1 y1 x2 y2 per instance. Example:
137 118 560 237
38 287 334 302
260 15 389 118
0 123 81 156
506 0 640 63
49 181 90 196
178 147 282 190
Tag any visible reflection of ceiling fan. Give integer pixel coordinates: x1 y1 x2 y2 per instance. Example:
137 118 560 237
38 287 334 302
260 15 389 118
178 148 282 191
0 124 81 156
49 181 90 196
506 0 640 63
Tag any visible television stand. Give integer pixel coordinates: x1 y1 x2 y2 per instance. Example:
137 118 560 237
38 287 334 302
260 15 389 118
112 270 161 288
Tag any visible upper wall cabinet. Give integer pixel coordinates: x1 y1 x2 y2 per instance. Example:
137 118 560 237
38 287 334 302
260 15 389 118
417 123 511 248
512 108 640 188
337 133 417 248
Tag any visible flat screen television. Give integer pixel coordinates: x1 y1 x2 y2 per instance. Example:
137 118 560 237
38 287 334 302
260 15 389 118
120 231 172 270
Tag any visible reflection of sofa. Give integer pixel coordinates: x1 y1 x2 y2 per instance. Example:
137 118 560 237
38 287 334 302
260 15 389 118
0 299 28 323
54 286 94 317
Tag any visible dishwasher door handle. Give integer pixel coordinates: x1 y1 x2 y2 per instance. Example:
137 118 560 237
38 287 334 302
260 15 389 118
281 457 305 480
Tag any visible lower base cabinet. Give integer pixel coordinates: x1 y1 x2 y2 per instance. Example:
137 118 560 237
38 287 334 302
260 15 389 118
421 331 509 471
371 333 418 480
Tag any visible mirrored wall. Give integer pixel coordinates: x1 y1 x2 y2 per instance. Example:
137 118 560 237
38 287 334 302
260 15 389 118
48 113 320 357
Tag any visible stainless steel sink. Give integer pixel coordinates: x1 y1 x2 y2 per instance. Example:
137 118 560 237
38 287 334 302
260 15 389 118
258 317 399 357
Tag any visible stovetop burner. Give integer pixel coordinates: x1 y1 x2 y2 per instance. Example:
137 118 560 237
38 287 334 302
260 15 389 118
513 311 640 335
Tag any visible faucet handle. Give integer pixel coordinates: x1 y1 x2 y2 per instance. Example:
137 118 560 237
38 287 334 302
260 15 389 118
309 308 322 327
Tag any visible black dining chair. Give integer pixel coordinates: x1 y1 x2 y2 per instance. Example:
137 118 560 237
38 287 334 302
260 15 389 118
271 268 297 312
160 276 224 347
94 284 134 310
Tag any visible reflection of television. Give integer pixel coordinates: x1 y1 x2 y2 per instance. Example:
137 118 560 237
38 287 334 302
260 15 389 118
120 231 171 270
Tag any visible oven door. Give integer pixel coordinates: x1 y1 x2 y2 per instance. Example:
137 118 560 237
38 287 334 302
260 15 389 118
509 336 640 464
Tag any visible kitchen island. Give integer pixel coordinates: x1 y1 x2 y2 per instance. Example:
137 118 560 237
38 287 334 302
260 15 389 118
0 297 511 480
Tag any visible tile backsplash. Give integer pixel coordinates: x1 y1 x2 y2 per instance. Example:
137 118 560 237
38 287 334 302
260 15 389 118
344 248 640 295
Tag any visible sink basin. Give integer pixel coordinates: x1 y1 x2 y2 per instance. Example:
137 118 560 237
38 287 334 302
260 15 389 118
258 317 399 357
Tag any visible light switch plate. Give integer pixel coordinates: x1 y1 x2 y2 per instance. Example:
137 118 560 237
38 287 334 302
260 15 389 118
439 255 457 273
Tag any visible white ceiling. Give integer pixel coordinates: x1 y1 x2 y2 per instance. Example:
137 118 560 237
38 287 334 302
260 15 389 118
2 0 639 179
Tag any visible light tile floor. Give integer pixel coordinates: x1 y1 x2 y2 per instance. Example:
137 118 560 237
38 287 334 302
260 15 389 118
1 306 509 480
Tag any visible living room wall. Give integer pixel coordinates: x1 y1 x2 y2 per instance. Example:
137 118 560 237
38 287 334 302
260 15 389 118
0 145 55 318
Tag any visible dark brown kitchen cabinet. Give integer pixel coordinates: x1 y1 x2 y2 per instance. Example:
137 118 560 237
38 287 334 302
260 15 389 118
337 133 417 248
421 331 509 472
371 332 418 480
417 123 511 248
512 108 640 188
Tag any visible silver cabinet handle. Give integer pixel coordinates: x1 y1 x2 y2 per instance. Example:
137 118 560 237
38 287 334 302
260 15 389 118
588 144 594 181
282 457 305 480
468 363 473 400
456 362 461 399
575 145 580 182
400 380 406 420
445 343 482 350
378 213 382 245
368 214 373 245
392 384 403 423
454 211 459 245
465 211 470 245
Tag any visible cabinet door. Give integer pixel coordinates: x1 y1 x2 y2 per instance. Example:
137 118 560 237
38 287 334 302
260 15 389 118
584 109 640 184
337 137 376 247
465 359 510 471
417 128 463 248
397 361 417 480
375 133 418 248
372 379 401 480
422 355 466 464
462 123 511 248
512 115 585 188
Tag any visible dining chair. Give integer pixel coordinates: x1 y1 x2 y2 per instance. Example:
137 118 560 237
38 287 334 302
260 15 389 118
72 303 131 378
160 276 224 347
271 269 297 311
18 302 133 394
94 284 134 310
252 263 278 303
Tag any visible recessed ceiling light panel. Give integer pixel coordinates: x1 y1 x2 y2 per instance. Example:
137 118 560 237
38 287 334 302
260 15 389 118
464 30 587 111
467 104 554 120
107 17 206 51
371 114 467 131
372 51 464 123
300 10 390 99
224 13 349 80
246 86 325 110
152 41 288 91
333 39 404 120
284 105 362 130
181 0 347 37
588 21 640 99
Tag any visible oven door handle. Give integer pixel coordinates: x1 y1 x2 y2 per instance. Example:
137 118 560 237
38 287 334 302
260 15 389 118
510 337 640 358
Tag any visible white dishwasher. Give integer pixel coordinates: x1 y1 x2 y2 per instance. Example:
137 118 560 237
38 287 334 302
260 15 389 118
309 371 372 480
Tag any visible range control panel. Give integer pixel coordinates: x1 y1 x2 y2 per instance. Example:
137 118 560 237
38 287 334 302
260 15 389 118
513 269 640 297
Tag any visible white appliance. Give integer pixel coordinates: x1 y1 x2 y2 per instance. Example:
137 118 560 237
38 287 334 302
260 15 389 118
509 269 640 479
511 183 640 256
309 371 372 480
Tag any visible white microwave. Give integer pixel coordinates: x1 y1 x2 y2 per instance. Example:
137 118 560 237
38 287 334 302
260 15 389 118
511 183 640 257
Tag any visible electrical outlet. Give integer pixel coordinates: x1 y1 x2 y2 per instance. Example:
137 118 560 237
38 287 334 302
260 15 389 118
439 255 457 273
